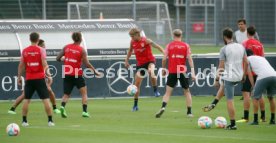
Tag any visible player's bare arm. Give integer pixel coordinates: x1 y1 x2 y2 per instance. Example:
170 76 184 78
82 49 101 76
187 55 196 80
17 60 25 86
56 47 65 62
125 43 133 68
42 56 53 85
247 65 255 90
215 60 225 87
161 53 167 76
242 54 249 82
146 39 165 55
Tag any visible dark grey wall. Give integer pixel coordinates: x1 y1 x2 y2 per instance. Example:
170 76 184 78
1 56 276 100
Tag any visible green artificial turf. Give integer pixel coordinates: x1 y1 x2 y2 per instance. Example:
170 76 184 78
1 96 276 143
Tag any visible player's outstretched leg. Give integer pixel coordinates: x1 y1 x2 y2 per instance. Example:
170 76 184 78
268 97 275 125
60 94 69 118
132 73 143 112
225 99 237 130
203 84 224 112
155 86 173 118
249 98 259 125
148 63 160 97
8 92 25 115
259 97 266 122
237 91 250 123
224 81 237 130
184 89 193 117
47 86 60 114
42 99 55 126
79 86 90 117
22 99 30 127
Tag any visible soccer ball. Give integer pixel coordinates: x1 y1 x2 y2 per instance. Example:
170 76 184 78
214 116 227 128
198 116 212 129
127 84 138 96
6 123 20 136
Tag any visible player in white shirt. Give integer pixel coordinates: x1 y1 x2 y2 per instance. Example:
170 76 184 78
234 19 259 44
246 49 276 125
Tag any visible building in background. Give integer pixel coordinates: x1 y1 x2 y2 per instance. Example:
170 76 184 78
0 0 275 45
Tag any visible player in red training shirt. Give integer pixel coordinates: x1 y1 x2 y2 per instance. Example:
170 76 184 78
18 32 54 127
155 29 196 118
125 28 165 112
237 26 266 123
8 39 60 115
56 32 100 118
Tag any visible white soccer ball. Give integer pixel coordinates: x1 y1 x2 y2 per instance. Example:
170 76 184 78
127 84 138 96
214 116 227 128
6 123 20 136
198 116 213 129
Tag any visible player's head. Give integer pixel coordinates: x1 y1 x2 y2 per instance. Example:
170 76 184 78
247 26 256 37
72 32 82 43
129 28 141 41
38 39 45 48
173 29 182 39
30 32 40 44
246 49 254 57
237 18 247 31
222 28 233 44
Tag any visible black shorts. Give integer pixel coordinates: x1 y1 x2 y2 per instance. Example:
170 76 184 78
64 75 86 95
166 73 190 89
242 75 257 92
24 79 49 99
136 62 155 76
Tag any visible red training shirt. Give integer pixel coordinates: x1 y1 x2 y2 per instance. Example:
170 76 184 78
131 37 155 66
242 38 264 57
165 41 191 74
63 44 83 76
21 45 46 80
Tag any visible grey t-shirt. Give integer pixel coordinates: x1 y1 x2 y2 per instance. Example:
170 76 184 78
234 30 260 44
219 42 246 82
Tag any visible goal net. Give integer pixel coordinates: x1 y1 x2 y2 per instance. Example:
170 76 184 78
67 1 173 46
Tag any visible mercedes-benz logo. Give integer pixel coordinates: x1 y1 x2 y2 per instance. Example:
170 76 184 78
106 61 134 94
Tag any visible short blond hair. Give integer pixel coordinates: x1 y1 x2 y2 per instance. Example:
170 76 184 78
173 29 182 37
129 28 141 35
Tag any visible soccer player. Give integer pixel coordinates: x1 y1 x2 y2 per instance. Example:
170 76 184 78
18 32 54 127
246 49 275 125
56 32 100 118
203 26 267 123
8 39 60 115
125 28 165 112
233 18 259 44
202 82 224 112
155 29 196 118
237 26 266 123
215 28 248 130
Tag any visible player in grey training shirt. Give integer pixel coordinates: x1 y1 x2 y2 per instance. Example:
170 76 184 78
246 49 276 125
215 28 248 130
233 19 259 44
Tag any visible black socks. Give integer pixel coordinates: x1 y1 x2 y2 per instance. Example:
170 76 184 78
244 110 249 120
187 107 192 114
230 120 236 126
211 99 219 105
23 116 27 123
161 102 167 108
83 104 87 112
61 102 66 108
134 98 138 107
